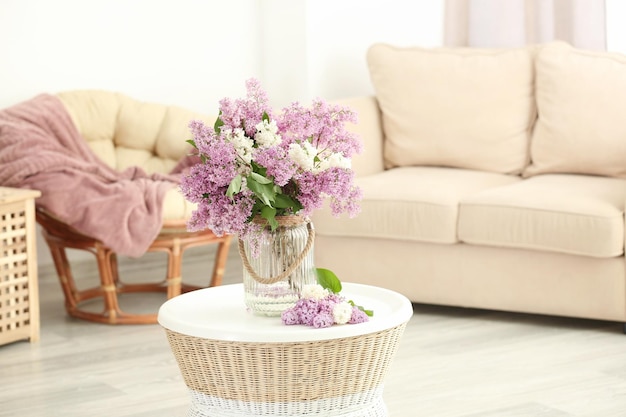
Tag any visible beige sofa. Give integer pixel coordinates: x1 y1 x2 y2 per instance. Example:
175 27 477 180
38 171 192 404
313 41 626 327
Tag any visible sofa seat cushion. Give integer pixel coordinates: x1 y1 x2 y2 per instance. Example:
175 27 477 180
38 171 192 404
313 167 520 243
458 174 626 258
366 44 535 174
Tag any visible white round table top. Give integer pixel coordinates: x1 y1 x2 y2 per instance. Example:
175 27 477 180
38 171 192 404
158 283 413 343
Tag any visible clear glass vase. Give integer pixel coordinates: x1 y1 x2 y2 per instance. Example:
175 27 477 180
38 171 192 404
240 216 317 316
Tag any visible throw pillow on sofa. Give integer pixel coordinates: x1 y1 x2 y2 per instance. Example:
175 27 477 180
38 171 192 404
366 44 535 174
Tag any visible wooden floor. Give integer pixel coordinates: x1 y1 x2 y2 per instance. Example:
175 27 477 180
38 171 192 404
2 243 626 417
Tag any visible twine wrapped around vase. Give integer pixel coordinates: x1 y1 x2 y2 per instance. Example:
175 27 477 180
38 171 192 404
237 216 315 285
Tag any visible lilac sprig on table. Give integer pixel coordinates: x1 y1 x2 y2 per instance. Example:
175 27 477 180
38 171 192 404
281 268 374 328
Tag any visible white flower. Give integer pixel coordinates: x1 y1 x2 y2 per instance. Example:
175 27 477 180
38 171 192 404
226 128 254 166
254 120 282 148
301 284 329 300
333 301 353 325
288 141 318 171
329 152 351 169
313 151 351 174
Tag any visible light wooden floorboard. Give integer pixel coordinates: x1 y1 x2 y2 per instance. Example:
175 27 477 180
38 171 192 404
2 243 626 416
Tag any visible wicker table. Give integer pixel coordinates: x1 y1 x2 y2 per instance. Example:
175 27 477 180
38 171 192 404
158 283 413 417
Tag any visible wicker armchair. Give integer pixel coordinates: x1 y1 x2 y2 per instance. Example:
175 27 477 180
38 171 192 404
36 90 231 324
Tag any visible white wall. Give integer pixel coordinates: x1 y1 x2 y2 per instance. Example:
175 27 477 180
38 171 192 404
606 0 626 54
1 0 445 111
304 0 445 103
0 0 263 113
1 0 445 266
258 0 445 106
258 0 311 107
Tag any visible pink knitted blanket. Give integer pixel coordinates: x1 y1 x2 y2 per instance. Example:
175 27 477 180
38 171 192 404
0 93 191 257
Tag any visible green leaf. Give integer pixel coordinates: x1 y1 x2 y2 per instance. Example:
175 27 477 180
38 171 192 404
251 161 267 177
246 175 276 207
226 174 242 197
249 172 272 185
260 206 278 230
348 300 374 317
262 112 270 123
274 193 300 210
186 139 197 149
316 268 342 294
251 200 265 213
214 112 224 134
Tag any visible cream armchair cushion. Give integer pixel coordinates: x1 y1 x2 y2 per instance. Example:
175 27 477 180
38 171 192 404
56 90 212 221
366 44 535 174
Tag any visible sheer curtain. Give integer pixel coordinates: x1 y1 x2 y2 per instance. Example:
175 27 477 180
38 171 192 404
444 0 606 50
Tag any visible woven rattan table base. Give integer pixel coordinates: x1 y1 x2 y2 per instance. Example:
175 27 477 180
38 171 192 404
166 324 407 417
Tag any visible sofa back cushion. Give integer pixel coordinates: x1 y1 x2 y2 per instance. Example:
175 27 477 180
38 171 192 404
56 90 212 175
524 41 626 178
366 44 535 174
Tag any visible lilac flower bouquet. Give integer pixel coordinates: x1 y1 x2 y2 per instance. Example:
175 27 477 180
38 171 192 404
179 78 362 252
282 269 373 328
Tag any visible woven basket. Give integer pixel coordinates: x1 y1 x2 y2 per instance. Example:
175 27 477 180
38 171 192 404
165 322 407 416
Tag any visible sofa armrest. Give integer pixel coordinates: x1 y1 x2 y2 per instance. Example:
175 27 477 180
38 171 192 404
332 95 385 177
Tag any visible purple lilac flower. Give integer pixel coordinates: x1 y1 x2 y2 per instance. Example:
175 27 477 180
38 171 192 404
219 79 273 137
182 120 238 190
281 308 300 325
312 312 335 328
316 294 343 316
292 171 324 215
349 307 369 324
179 165 219 204
330 186 363 218
293 298 321 326
293 169 361 218
325 294 344 304
185 190 254 236
277 99 361 158
254 146 297 187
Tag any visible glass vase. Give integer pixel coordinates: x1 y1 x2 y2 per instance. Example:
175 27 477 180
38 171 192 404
239 216 317 316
